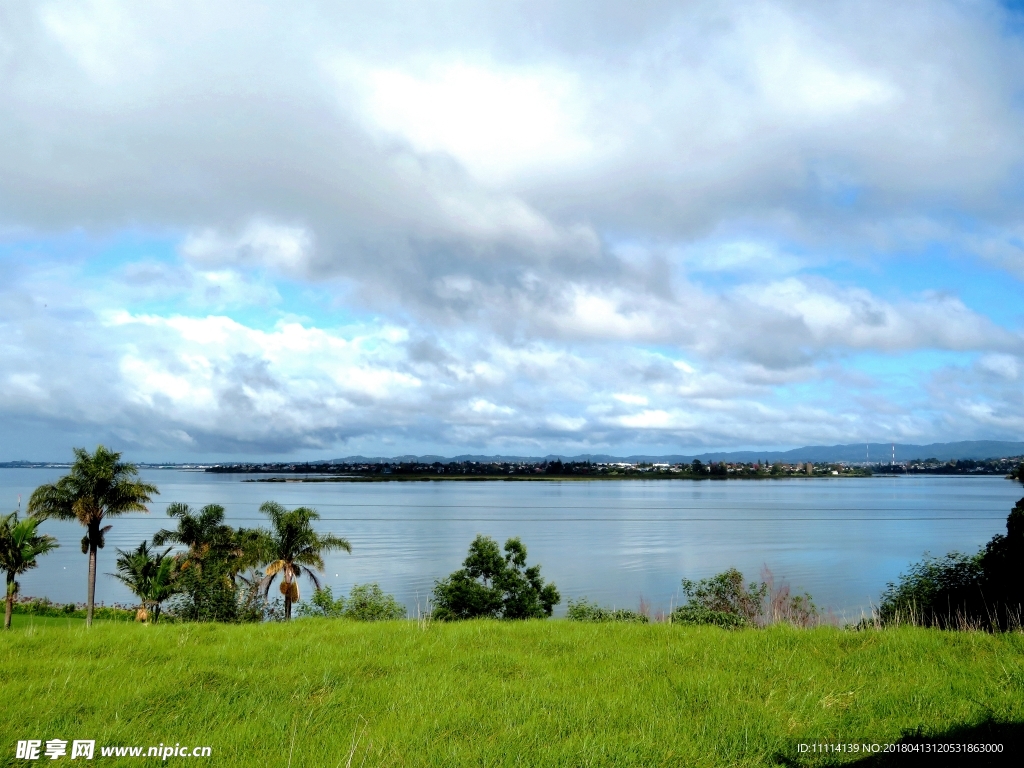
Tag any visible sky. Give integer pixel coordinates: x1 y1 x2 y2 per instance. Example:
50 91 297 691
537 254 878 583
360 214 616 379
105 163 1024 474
1 0 1024 462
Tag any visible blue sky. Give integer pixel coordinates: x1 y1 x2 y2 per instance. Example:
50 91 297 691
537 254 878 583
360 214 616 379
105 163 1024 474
1 0 1023 461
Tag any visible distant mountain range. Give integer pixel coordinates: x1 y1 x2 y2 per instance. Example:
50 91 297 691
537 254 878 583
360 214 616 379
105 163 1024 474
327 441 1024 465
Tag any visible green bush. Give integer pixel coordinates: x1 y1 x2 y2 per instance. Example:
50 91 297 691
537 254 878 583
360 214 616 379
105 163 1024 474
297 586 346 618
566 598 648 623
876 497 1024 630
670 605 748 628
670 568 766 628
668 567 821 627
167 558 243 622
344 584 406 621
297 584 406 621
876 552 984 627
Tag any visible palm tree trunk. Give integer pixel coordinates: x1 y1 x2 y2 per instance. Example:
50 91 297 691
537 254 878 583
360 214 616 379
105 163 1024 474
87 542 97 628
4 575 13 630
285 593 292 620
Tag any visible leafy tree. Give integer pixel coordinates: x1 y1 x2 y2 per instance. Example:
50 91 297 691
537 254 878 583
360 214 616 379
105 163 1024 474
0 512 58 629
432 535 560 620
28 446 157 627
979 497 1024 615
110 540 175 623
257 502 351 620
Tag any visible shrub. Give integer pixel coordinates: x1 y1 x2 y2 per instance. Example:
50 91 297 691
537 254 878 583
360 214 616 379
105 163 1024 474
298 585 346 618
343 584 407 621
566 598 649 623
166 558 241 622
432 535 559 620
876 497 1023 630
670 567 819 628
297 584 406 621
671 605 748 628
876 552 984 628
671 568 766 627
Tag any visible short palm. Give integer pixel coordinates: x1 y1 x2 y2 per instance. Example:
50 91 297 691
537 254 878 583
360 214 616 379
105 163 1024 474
258 501 350 620
110 540 175 623
0 511 59 629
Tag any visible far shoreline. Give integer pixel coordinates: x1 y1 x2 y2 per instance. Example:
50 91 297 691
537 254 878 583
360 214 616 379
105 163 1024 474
242 472 1017 483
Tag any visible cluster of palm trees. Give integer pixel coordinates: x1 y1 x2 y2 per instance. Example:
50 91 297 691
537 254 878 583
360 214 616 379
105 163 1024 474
0 446 351 628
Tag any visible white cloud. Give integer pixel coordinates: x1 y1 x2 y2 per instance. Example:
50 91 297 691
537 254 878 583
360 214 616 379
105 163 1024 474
614 393 648 406
348 60 592 185
2 1 1024 457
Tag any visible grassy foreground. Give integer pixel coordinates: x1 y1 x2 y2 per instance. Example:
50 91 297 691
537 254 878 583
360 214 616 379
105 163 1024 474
2 621 1022 767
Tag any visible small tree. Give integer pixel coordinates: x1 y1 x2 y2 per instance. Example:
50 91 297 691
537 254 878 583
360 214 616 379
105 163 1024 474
110 541 176 622
432 535 559 620
0 512 59 629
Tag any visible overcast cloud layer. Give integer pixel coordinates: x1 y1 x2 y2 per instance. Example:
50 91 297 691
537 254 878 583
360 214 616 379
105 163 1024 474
2 0 1024 460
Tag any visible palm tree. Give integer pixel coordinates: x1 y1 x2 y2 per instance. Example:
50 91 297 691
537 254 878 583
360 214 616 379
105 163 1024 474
153 503 235 571
28 446 157 627
258 501 351 620
0 511 59 629
110 541 176 623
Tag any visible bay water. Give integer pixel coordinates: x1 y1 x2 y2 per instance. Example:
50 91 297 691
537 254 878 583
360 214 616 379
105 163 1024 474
3 469 1020 620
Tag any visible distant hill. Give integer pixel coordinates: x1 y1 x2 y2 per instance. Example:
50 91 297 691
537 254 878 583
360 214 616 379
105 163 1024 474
328 441 1024 465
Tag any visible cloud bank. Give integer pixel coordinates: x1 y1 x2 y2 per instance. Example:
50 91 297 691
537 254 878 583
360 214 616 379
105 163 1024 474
1 0 1023 458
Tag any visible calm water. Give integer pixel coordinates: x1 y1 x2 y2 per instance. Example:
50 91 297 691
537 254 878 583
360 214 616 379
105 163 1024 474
3 469 1021 619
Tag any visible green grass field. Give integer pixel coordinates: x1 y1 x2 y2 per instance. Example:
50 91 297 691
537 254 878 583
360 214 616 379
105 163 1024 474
5 613 86 630
2 620 1022 766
